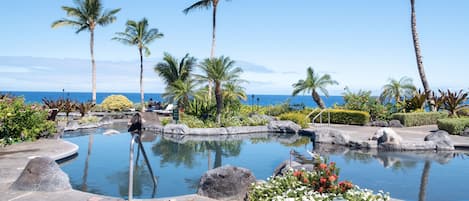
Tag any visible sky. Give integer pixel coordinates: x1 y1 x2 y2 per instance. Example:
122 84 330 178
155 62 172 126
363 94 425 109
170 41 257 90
0 0 468 95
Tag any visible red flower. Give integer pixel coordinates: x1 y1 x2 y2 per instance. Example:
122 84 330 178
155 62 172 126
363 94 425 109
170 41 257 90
319 163 327 170
303 178 309 183
293 170 302 177
328 175 337 182
320 177 327 184
319 187 324 193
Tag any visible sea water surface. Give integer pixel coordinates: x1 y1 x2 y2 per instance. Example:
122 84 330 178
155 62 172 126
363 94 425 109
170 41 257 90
6 91 344 107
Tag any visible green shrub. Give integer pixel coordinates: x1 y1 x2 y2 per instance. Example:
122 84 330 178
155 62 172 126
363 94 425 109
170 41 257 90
78 116 99 124
160 117 171 126
246 115 269 126
181 114 208 128
308 109 370 125
278 112 308 128
437 118 469 135
101 95 133 111
457 108 469 117
1 96 56 145
391 112 448 127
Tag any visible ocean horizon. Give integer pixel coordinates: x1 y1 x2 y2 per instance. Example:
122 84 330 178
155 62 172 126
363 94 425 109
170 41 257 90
5 91 345 108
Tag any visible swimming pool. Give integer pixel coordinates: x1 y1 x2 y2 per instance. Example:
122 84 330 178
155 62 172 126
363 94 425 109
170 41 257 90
61 124 469 201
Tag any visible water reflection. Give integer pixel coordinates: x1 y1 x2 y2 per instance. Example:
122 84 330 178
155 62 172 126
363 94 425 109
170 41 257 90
107 162 155 198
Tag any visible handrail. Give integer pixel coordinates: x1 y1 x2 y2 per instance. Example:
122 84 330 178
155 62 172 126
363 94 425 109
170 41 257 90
311 109 330 127
129 133 157 201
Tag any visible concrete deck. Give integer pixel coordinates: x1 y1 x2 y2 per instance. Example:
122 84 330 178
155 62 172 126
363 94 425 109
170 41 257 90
1 124 468 201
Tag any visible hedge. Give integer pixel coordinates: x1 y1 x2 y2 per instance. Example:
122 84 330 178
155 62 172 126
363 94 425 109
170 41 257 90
391 112 448 127
437 118 469 135
278 112 309 128
308 109 370 125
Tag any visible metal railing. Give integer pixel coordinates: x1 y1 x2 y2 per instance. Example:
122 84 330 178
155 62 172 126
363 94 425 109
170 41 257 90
311 109 330 127
129 133 157 201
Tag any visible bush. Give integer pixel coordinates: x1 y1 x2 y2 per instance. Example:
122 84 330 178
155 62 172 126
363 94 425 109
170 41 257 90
391 112 448 127
457 107 469 117
101 95 133 111
181 114 209 128
248 158 390 201
308 109 370 125
78 116 99 124
278 112 309 128
437 118 469 135
1 96 56 145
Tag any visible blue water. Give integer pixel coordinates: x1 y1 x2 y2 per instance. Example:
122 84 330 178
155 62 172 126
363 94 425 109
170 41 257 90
5 91 344 108
60 125 469 201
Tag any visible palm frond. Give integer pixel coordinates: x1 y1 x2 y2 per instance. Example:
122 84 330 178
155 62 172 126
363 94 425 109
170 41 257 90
183 0 212 14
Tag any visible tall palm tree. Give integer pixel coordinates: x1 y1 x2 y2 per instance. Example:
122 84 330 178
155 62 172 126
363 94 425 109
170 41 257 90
379 76 416 104
52 0 120 103
183 0 232 102
223 81 247 101
113 18 163 111
197 56 243 123
410 0 435 111
292 67 338 109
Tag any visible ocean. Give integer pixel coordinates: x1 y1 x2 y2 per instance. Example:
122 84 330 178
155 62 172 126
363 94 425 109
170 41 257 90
5 91 344 108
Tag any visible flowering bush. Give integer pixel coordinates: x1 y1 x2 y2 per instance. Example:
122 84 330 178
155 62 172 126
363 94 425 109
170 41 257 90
1 95 56 145
101 95 133 111
248 159 390 201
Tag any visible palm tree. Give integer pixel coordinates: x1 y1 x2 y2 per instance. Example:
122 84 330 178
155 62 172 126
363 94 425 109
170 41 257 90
113 18 163 111
162 79 197 110
292 67 338 109
418 161 431 201
197 56 243 123
52 0 120 103
223 81 247 101
155 53 196 86
410 0 435 111
183 0 232 102
379 76 416 104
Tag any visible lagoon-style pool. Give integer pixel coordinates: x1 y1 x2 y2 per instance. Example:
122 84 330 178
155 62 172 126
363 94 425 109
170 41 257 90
61 124 469 201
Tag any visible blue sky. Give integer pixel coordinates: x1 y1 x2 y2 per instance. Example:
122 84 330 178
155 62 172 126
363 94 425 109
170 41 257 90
1 0 468 95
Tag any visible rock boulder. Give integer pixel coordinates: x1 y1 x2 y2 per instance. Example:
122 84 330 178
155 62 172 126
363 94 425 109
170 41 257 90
10 157 71 191
310 128 350 145
268 121 301 133
388 120 404 128
163 124 189 134
372 128 403 145
197 165 256 201
424 130 455 151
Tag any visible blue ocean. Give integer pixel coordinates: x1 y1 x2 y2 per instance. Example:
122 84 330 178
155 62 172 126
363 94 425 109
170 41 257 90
5 91 344 108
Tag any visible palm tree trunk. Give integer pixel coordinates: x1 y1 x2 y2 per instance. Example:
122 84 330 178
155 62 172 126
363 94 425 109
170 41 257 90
411 0 435 111
207 1 218 104
215 81 223 124
90 29 97 104
214 142 222 168
139 47 145 111
418 160 431 201
312 90 326 109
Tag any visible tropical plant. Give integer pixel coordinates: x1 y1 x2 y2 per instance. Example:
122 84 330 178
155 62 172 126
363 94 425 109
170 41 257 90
223 81 247 116
196 56 243 123
292 67 338 109
1 95 56 145
439 89 469 117
51 0 120 103
162 79 196 109
410 0 435 111
113 18 163 111
379 76 416 104
403 89 427 112
101 95 133 111
62 98 77 118
248 159 390 201
342 88 390 121
155 53 196 109
155 53 196 85
76 101 96 117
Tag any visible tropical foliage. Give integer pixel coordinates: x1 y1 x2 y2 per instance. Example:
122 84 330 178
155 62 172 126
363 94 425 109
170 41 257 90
438 89 468 117
52 0 120 103
1 95 56 146
391 112 448 127
113 18 163 111
437 117 469 135
101 95 133 111
248 159 390 201
292 67 338 109
155 53 197 109
196 56 244 123
379 77 416 104
341 88 390 121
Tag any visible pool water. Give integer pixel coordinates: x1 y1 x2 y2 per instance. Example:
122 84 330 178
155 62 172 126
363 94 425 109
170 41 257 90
61 124 469 201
